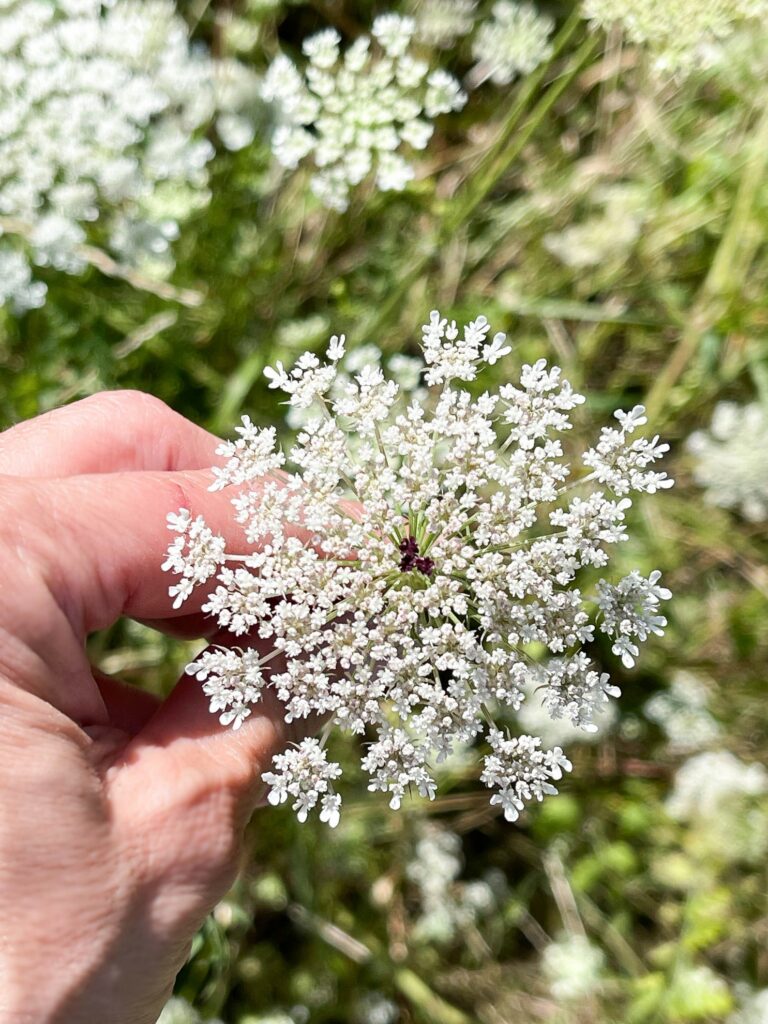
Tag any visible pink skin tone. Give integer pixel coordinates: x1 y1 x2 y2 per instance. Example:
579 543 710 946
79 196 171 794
0 391 295 1024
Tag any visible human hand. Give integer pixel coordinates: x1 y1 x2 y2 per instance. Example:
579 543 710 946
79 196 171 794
0 391 292 1024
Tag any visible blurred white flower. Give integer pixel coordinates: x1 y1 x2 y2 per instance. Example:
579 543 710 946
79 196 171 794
668 750 768 822
544 186 649 270
644 672 721 754
0 0 258 308
582 0 768 75
687 402 768 521
471 1 554 86
261 15 466 211
541 933 605 1001
730 987 768 1024
406 825 504 943
355 992 400 1024
413 0 477 48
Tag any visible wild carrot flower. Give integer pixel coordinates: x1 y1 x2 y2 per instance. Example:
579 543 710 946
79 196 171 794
687 402 768 521
0 0 257 309
261 15 466 211
471 1 554 86
583 0 768 75
164 310 672 825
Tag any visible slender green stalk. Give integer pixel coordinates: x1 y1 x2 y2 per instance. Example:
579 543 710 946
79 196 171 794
394 968 471 1024
358 15 598 340
645 98 768 422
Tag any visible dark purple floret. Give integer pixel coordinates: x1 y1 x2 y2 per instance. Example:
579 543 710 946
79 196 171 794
399 536 434 576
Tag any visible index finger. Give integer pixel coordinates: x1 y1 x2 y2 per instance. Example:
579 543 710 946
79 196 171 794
0 391 223 478
10 468 288 638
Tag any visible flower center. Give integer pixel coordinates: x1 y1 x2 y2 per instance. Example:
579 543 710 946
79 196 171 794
398 536 435 577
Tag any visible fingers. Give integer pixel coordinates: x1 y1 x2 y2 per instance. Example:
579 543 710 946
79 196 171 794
7 467 280 639
93 669 162 735
0 391 224 478
107 653 291 834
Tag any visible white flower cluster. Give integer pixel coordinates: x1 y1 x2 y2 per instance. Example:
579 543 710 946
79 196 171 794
164 310 672 825
582 0 768 75
687 401 768 522
261 15 466 211
644 671 721 753
406 825 502 943
413 0 478 48
729 988 768 1024
667 750 768 823
596 569 671 668
0 0 258 311
541 933 605 1001
156 999 223 1024
471 1 554 86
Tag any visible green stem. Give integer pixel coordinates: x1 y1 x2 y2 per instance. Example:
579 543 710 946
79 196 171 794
358 14 596 340
645 98 768 422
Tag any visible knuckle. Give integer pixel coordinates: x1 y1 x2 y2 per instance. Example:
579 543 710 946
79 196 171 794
83 388 172 422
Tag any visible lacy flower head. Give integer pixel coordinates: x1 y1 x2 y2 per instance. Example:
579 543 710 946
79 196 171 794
164 311 672 826
0 0 258 311
582 0 768 76
687 401 768 522
413 0 477 49
261 15 466 211
471 1 554 87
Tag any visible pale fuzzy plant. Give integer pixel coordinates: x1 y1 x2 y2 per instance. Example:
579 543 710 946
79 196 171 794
644 671 721 754
412 0 477 48
260 14 466 211
406 825 504 944
543 185 649 271
667 750 768 862
0 0 259 311
163 310 672 826
541 932 606 1001
582 0 768 76
155 999 223 1024
470 1 554 87
667 751 768 822
687 402 768 522
729 988 768 1024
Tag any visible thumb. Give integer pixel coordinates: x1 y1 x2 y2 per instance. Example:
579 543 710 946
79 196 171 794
106 640 291 833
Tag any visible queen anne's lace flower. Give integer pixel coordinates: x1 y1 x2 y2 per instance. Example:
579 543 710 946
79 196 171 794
164 310 672 825
471 1 554 86
667 750 768 822
596 569 671 668
261 15 466 211
0 0 258 310
413 0 477 48
262 738 343 826
687 402 768 521
582 0 768 75
541 933 605 1001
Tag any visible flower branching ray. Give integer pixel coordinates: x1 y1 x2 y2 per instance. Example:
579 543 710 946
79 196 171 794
163 311 673 826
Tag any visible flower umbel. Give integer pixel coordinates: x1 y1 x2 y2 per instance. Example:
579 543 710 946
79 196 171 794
261 15 466 211
163 311 672 825
0 0 258 309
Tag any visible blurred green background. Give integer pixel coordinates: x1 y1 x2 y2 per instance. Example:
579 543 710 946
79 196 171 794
3 2 768 1021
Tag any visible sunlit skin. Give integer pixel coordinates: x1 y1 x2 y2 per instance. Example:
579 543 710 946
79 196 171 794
0 391 293 1024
